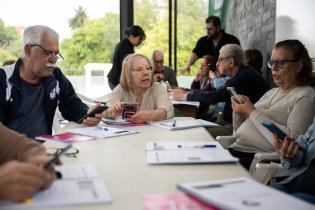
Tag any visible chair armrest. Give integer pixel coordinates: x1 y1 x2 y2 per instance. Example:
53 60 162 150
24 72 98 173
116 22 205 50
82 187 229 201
215 135 236 149
249 152 280 174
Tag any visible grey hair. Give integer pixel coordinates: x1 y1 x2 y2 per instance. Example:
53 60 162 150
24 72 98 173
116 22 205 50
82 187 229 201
219 44 245 66
152 49 164 59
22 25 59 56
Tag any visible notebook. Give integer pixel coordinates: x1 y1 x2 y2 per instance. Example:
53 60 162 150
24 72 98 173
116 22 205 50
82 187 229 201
178 177 315 210
153 119 219 131
146 141 238 164
0 165 112 209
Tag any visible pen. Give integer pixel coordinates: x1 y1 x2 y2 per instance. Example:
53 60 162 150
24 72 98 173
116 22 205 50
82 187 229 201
194 180 245 189
44 144 72 169
97 126 109 131
177 144 216 148
172 120 176 127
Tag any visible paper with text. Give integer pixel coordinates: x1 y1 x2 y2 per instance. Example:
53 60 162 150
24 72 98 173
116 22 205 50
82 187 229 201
146 141 238 164
68 125 138 138
0 165 112 210
154 119 219 131
178 177 315 210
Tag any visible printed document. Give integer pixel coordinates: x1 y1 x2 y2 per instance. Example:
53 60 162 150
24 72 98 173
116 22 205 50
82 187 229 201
154 119 219 131
0 164 112 209
146 141 238 164
178 177 315 210
68 125 138 138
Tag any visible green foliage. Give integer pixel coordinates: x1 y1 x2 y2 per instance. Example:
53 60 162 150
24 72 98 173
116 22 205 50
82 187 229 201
69 6 88 30
0 19 21 65
60 12 119 75
136 0 208 76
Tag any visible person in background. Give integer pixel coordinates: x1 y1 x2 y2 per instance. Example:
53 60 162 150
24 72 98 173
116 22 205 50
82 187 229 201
272 116 315 205
0 25 101 138
172 44 269 137
181 15 240 73
0 123 55 201
107 25 146 90
230 40 315 170
190 55 215 91
152 49 178 88
100 53 173 123
245 48 263 74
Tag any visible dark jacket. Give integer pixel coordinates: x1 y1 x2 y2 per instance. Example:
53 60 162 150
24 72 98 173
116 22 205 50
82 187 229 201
0 58 88 135
187 65 270 122
107 38 134 86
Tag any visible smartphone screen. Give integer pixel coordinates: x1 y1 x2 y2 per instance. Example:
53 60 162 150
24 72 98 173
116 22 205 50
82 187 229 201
122 103 137 119
261 121 287 141
226 87 243 104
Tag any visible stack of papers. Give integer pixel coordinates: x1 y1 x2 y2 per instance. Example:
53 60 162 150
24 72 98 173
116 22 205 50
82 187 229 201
178 177 315 210
172 100 200 108
0 165 112 209
102 117 148 126
153 119 219 131
68 125 138 138
146 141 238 164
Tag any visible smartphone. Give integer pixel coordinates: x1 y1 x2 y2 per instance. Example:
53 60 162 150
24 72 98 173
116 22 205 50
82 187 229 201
44 144 72 169
226 87 243 104
78 105 108 123
261 121 287 141
122 102 137 119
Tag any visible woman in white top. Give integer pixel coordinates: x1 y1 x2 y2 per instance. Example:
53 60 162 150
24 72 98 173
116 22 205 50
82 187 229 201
229 39 315 170
101 53 174 123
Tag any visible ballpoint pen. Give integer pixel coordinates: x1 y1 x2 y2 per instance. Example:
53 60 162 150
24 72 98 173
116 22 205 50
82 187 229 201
172 120 176 127
177 144 216 148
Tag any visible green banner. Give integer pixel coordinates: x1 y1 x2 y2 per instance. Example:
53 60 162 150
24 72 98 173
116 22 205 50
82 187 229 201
208 0 229 28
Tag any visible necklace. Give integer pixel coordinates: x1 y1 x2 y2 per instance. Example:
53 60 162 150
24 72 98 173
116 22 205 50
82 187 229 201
267 88 289 109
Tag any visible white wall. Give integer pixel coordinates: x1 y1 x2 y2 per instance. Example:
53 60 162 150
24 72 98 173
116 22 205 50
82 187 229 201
276 0 315 63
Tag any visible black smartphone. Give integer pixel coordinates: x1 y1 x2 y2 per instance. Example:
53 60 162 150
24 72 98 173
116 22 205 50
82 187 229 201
226 87 243 104
78 105 108 123
261 121 287 141
44 144 72 169
122 102 137 119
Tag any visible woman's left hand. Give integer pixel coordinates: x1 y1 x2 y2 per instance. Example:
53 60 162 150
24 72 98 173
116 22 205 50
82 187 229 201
127 110 152 123
231 95 255 119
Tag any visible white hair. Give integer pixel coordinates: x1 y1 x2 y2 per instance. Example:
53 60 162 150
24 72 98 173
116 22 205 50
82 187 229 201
219 44 245 66
152 49 164 59
22 25 59 56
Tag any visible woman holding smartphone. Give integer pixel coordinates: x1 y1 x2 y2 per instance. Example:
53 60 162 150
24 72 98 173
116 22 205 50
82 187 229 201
100 53 174 123
271 117 315 204
229 39 315 170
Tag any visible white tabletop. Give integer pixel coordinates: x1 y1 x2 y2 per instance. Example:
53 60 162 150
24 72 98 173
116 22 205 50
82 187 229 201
44 117 250 210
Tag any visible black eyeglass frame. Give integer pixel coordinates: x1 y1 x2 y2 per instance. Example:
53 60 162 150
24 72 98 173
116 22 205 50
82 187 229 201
31 44 64 62
46 147 79 158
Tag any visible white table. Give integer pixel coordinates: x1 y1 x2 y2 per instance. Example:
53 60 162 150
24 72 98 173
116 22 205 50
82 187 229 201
44 117 250 210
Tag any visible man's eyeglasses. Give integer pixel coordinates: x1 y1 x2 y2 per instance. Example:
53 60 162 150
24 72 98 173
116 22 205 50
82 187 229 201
268 59 298 69
46 147 79 158
31 44 64 62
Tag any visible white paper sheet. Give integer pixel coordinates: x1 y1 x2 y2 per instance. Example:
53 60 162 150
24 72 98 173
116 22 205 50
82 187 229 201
153 119 219 131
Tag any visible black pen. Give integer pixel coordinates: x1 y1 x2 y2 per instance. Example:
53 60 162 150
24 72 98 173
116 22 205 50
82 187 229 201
44 144 72 169
172 120 177 127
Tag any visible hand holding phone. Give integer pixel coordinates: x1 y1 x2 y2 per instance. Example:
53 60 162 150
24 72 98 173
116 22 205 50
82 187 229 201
261 121 287 141
227 87 243 104
44 144 72 169
122 102 137 119
78 104 108 124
